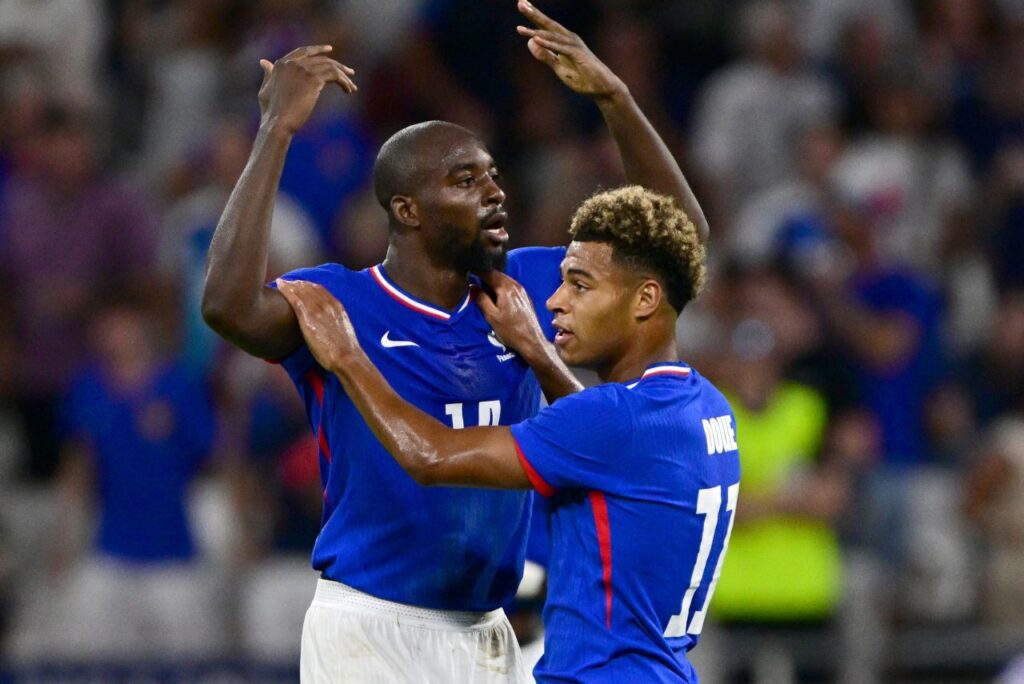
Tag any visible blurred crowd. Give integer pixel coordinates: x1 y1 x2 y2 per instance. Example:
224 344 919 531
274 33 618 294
0 0 1023 681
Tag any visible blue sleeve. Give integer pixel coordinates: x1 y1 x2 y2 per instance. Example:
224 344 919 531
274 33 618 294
505 246 566 342
510 384 634 495
267 263 348 376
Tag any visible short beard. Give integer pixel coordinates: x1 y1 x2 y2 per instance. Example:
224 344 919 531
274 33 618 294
437 223 507 273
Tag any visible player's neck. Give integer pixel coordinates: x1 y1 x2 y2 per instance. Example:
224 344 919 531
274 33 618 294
381 247 468 311
599 327 679 385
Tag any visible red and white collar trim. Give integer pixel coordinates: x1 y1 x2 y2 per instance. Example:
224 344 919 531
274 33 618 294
370 265 470 320
626 365 691 389
641 365 691 379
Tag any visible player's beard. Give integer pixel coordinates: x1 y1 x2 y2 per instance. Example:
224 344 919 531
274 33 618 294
437 223 507 273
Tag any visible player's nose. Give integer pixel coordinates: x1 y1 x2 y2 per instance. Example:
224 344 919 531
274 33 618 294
547 282 568 313
483 173 506 206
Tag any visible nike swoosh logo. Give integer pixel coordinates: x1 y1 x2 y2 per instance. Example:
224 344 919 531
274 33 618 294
381 331 420 348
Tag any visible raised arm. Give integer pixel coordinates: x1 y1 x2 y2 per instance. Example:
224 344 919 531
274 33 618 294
517 1 709 243
276 279 531 489
201 46 358 360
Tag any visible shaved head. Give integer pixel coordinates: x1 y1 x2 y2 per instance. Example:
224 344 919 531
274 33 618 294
373 121 482 222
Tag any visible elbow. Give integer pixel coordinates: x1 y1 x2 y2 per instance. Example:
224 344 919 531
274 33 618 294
200 278 243 337
200 293 230 334
404 447 450 487
407 460 442 487
408 467 437 486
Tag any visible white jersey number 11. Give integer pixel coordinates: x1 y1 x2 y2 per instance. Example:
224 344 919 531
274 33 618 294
664 482 739 637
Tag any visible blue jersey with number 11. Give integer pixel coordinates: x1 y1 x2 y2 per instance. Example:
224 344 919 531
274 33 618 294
274 247 564 611
511 363 741 682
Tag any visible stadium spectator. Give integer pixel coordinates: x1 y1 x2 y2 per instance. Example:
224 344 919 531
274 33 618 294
965 393 1024 630
46 294 223 661
0 0 105 109
130 0 240 193
0 102 160 481
987 144 1024 291
689 0 837 231
709 275 855 682
831 59 974 276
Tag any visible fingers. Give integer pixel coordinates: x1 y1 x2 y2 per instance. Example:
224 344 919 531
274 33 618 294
262 48 358 92
274 279 304 312
519 28 582 62
517 0 569 34
302 54 355 75
527 38 561 69
516 26 576 48
260 58 274 79
474 287 499 318
477 270 529 302
475 269 505 290
277 279 347 312
308 62 358 93
276 279 329 314
281 44 333 61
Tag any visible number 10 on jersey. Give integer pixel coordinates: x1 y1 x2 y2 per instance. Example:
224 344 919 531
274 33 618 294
664 483 739 637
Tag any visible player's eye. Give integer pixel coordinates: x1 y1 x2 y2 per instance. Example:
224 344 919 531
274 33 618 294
489 170 502 181
456 176 475 187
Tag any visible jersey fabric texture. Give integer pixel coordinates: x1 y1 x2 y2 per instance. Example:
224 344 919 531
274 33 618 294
274 246 565 612
510 364 741 682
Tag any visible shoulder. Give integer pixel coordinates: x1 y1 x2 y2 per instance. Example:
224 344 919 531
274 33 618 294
279 261 350 281
505 246 566 275
277 262 363 294
505 247 565 308
512 383 637 463
542 383 637 431
652 367 733 417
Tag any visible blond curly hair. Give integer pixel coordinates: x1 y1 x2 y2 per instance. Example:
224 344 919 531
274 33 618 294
569 185 707 312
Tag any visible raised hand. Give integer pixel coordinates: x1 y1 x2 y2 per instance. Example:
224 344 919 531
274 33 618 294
516 0 625 98
275 279 362 373
258 45 357 135
474 270 547 358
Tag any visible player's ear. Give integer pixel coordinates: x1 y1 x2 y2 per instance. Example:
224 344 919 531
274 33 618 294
634 279 663 321
390 195 420 228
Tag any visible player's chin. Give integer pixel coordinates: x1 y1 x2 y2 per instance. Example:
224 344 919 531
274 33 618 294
478 245 508 272
553 340 581 365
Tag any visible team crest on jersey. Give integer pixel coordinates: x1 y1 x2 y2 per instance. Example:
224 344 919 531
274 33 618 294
488 331 516 362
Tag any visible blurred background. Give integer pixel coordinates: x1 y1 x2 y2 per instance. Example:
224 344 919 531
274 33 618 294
0 0 1022 682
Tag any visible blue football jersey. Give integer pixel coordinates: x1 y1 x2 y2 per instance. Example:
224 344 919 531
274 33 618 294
61 361 215 563
510 363 741 682
274 246 565 611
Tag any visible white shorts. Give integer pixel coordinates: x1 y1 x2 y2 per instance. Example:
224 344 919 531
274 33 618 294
300 578 527 683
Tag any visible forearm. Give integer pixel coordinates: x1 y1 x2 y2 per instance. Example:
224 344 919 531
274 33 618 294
331 350 472 482
596 87 709 243
201 124 300 358
518 337 583 403
329 348 527 488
